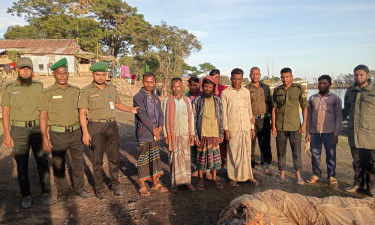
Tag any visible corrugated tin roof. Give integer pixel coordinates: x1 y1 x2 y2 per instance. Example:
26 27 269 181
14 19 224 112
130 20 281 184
0 39 81 55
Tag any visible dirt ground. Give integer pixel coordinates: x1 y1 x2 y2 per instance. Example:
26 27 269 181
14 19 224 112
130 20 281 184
0 76 368 225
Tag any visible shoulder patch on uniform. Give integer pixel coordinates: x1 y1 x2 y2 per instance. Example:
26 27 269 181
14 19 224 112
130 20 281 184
4 82 13 89
302 93 307 98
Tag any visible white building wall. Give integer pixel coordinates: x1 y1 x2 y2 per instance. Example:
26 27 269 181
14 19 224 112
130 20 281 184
21 54 76 76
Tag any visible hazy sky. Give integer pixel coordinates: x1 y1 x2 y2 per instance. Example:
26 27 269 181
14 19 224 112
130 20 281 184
1 0 375 80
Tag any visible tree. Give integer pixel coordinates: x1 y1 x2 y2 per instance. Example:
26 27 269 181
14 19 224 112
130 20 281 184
242 78 250 86
6 0 150 57
220 76 230 86
135 22 201 96
198 62 215 75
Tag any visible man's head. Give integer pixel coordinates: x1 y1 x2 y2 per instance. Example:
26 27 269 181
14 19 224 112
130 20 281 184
318 75 331 93
188 76 200 93
202 78 216 98
142 72 156 93
250 67 261 83
231 68 243 89
354 64 370 87
51 58 69 86
16 57 34 86
280 67 293 86
171 77 183 97
209 69 220 80
90 62 108 85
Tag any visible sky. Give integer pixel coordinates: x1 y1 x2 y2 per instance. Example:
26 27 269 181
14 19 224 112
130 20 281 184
1 0 375 81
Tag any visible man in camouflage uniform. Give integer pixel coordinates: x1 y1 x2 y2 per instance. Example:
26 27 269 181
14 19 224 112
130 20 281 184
343 64 375 196
1 57 50 208
39 58 90 201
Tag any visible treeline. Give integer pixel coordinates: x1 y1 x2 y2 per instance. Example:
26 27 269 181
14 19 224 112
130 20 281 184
309 71 375 88
4 0 203 96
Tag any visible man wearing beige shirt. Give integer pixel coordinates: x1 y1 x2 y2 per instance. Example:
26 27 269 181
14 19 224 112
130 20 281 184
306 75 342 185
222 68 258 187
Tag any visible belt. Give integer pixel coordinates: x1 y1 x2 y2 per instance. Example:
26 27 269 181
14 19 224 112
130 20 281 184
254 113 270 120
12 120 39 127
50 123 81 133
89 118 116 123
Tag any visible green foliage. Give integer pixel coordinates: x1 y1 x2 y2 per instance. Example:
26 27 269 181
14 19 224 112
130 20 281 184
220 76 230 85
5 0 149 57
242 78 250 86
7 50 20 62
198 62 215 75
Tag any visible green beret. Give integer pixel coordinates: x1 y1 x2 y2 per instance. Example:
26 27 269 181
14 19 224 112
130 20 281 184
90 62 108 72
51 58 68 70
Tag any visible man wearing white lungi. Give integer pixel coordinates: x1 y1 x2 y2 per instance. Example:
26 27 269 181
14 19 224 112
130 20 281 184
164 78 196 192
221 68 259 187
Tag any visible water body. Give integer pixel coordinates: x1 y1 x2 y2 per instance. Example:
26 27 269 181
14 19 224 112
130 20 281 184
307 88 347 106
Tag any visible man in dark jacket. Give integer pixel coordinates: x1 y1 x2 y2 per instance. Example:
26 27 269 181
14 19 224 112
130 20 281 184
133 72 167 196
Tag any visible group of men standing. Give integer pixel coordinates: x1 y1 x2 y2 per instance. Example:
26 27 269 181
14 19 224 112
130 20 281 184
2 57 375 208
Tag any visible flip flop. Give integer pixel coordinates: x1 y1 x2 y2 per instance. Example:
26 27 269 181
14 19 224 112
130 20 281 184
249 179 260 186
229 180 238 187
186 184 196 192
297 178 305 185
170 186 179 193
191 171 198 177
277 176 286 183
139 187 151 196
151 183 169 193
205 173 213 180
197 182 205 191
213 181 224 189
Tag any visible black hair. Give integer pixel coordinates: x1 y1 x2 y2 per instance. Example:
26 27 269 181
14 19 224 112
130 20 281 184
318 75 332 84
231 68 244 77
202 78 216 89
280 67 292 75
354 64 369 74
209 69 220 76
171 77 182 86
188 76 199 84
250 67 260 73
143 72 156 80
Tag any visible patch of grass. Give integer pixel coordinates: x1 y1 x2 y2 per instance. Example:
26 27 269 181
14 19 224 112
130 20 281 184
337 135 350 148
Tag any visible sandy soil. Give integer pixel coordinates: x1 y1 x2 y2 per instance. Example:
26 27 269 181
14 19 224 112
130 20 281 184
0 76 367 225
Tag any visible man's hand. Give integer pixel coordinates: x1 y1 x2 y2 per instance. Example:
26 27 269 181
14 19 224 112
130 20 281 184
330 135 339 145
189 135 195 146
224 130 231 142
3 133 14 147
299 123 306 134
130 107 139 114
272 127 277 137
219 137 224 143
42 136 52 152
82 132 92 146
251 129 256 139
195 140 201 148
164 137 169 145
305 133 311 142
153 127 162 140
251 117 255 124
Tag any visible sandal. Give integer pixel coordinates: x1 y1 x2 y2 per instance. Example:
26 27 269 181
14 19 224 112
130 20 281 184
186 184 196 192
191 171 198 177
205 173 213 180
276 176 286 183
197 182 205 191
170 186 179 193
263 169 274 176
213 181 224 189
229 180 238 187
249 179 259 186
151 183 169 193
307 175 319 184
328 177 338 185
297 178 305 185
139 187 151 196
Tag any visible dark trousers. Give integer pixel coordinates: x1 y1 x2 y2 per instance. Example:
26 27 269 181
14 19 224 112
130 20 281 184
351 147 375 188
10 126 50 197
251 117 272 169
50 129 84 195
88 121 120 192
310 133 336 178
276 130 302 171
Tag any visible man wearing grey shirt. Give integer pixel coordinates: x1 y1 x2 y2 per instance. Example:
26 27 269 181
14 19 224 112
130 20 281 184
306 75 342 185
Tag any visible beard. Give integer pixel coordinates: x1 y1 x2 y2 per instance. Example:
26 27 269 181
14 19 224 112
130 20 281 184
94 80 105 85
17 75 32 86
203 90 214 98
355 79 368 86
